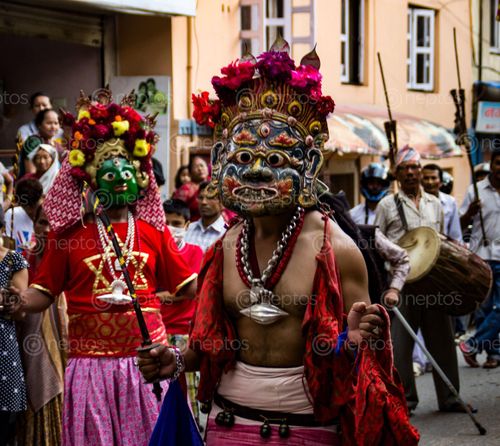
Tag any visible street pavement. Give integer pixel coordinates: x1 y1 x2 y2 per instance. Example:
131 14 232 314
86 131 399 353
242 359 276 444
411 350 500 445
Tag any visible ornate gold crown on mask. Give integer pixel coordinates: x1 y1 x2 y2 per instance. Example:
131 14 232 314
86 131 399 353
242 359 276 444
192 37 334 144
60 88 158 189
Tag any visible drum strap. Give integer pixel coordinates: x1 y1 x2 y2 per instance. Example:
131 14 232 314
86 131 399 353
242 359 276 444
394 194 409 232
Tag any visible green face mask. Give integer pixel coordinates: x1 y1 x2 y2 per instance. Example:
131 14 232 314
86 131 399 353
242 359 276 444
96 157 139 208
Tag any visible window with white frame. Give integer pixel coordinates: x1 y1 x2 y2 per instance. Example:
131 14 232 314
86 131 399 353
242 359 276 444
407 7 435 91
240 0 316 57
240 0 262 55
491 0 500 53
265 0 292 49
340 0 364 84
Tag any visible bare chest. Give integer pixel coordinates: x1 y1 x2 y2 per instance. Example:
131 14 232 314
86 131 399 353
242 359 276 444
222 233 319 320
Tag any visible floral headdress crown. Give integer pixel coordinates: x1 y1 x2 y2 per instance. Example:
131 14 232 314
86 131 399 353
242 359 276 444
192 37 335 146
61 88 158 188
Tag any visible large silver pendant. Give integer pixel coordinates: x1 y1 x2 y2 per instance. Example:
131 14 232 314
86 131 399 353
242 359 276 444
240 285 289 325
97 279 132 305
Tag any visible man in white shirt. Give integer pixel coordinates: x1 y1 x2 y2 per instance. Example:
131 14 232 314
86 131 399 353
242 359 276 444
421 163 462 241
350 163 390 225
185 181 226 253
16 92 52 143
375 146 464 413
459 149 500 369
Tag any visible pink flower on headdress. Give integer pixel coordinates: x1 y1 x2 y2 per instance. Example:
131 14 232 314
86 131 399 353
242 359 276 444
289 65 322 96
192 92 221 128
256 51 296 81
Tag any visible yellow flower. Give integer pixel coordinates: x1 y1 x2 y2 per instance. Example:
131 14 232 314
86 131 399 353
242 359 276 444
77 110 90 121
112 120 129 136
69 149 86 167
133 139 150 157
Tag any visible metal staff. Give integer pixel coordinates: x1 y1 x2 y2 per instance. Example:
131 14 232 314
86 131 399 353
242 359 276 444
377 52 398 173
86 185 163 401
391 306 486 436
450 27 487 246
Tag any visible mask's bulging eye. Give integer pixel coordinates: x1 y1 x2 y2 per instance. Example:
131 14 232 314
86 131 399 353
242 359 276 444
122 170 133 180
235 151 253 164
267 153 286 167
102 172 116 182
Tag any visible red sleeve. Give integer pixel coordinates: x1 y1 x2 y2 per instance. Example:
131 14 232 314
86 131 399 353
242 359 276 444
184 244 204 273
30 231 69 298
156 228 196 294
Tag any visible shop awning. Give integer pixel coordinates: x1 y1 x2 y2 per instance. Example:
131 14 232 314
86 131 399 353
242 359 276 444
17 0 197 16
325 104 462 159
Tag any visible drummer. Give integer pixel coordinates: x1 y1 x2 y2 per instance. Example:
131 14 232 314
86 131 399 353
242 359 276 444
375 145 467 414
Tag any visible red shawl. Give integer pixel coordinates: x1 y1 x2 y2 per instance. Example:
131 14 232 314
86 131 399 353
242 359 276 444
189 222 419 445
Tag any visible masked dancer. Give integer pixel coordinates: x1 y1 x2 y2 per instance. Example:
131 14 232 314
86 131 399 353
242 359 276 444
139 40 418 446
1 92 197 446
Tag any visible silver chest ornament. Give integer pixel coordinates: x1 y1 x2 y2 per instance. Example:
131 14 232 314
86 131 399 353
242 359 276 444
238 207 304 325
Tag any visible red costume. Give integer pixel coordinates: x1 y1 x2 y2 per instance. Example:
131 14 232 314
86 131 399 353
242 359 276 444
31 220 195 357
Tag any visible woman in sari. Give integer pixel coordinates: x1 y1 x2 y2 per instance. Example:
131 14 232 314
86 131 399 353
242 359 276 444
20 109 63 178
17 206 67 446
25 144 60 195
0 209 29 446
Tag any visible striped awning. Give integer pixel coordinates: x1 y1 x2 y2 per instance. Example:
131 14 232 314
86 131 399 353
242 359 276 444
325 104 462 159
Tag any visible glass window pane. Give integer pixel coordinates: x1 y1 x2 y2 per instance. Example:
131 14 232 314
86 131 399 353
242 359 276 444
416 53 425 83
424 54 430 84
267 0 284 18
416 16 430 47
341 42 346 77
241 5 252 31
341 0 346 34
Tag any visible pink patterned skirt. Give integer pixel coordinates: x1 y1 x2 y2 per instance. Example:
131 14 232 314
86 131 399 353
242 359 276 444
62 357 167 446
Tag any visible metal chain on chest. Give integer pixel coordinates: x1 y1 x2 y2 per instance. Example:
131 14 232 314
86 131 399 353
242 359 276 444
97 211 135 281
239 206 304 288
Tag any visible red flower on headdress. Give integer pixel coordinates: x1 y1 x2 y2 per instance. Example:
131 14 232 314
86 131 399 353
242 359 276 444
93 124 110 140
316 96 335 116
211 60 255 104
192 92 221 128
122 106 143 124
256 51 296 81
212 61 255 90
90 104 109 120
69 167 90 182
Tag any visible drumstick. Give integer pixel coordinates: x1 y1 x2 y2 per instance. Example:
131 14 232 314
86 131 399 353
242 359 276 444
391 307 486 436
